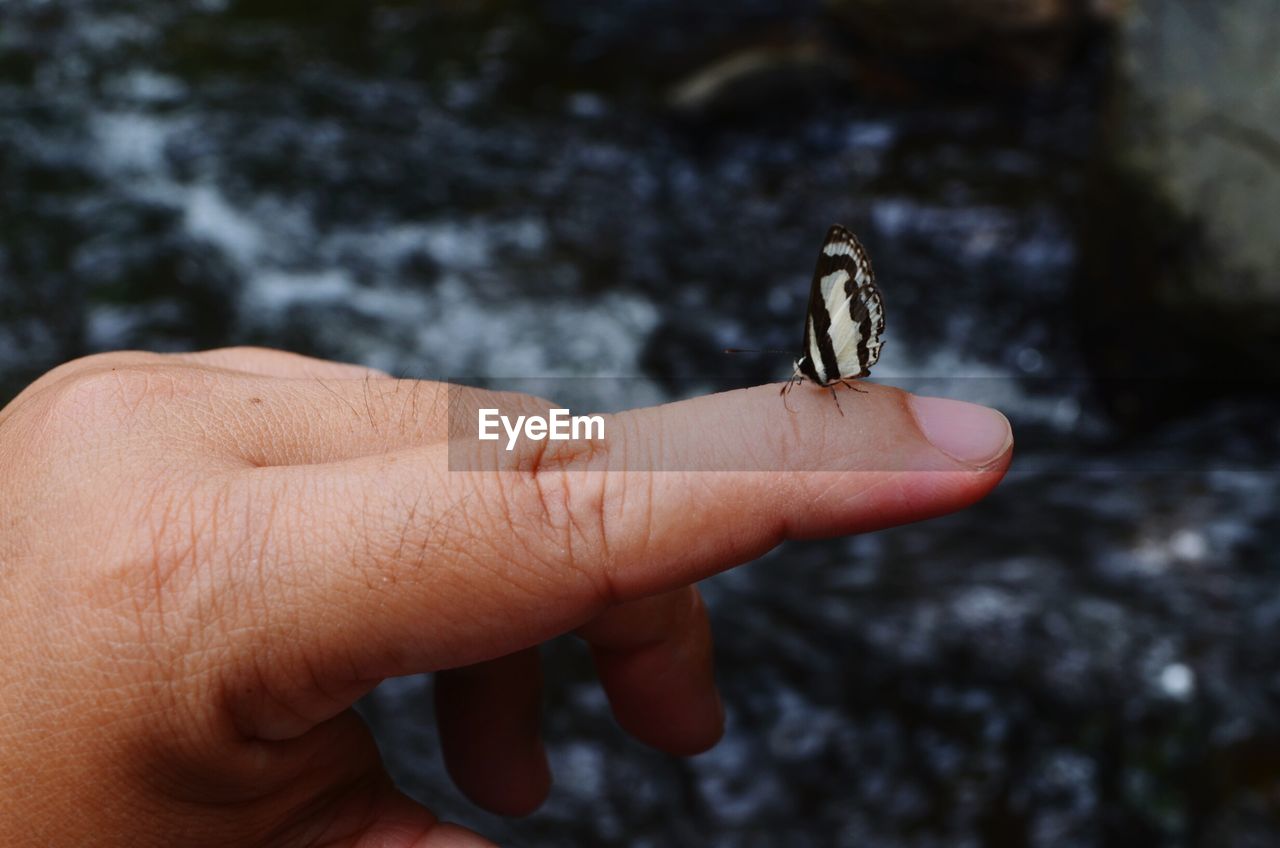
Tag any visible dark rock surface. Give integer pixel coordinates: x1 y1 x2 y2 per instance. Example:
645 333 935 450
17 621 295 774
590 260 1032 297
825 0 1129 81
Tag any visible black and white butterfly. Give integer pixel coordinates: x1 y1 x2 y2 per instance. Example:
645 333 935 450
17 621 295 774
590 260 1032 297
783 224 885 413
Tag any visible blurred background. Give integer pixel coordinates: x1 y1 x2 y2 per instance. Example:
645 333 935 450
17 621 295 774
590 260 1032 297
3 0 1279 844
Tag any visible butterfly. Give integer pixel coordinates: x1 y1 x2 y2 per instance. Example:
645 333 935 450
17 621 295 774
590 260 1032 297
783 224 885 413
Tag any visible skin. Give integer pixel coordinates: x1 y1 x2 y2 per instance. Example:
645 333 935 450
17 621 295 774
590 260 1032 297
0 347 1012 847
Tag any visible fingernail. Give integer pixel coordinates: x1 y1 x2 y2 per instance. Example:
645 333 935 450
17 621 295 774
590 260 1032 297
908 395 1012 468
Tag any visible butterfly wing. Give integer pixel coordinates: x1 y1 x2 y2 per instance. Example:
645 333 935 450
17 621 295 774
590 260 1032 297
798 243 832 384
808 225 884 381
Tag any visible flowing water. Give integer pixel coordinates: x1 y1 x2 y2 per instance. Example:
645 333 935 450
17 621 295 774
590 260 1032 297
2 2 1278 845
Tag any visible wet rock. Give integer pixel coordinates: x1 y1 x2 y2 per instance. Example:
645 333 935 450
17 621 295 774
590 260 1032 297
1075 0 1280 427
826 0 1129 81
827 0 1128 44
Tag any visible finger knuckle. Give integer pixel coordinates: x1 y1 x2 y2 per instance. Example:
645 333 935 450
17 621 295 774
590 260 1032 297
506 428 620 604
39 363 179 436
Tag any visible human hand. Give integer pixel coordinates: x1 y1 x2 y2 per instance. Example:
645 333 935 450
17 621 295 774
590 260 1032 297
0 347 1011 846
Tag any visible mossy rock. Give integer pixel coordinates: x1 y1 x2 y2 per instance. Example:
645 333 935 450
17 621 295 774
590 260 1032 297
1076 0 1280 428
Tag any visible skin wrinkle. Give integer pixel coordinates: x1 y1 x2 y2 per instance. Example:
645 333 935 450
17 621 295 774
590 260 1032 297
234 390 281 468
400 488 466 596
132 487 177 722
470 505 571 625
111 366 161 422
357 481 379 617
408 377 422 432
229 377 450 468
288 650 354 736
216 559 280 724
598 412 655 570
559 470 591 604
598 414 654 604
808 469 892 505
243 722 363 808
335 473 383 579
395 378 417 443
240 634 326 742
251 472 285 640
592 468 612 570
378 492 499 654
224 476 304 736
510 413 626 609
150 374 240 458
416 378 449 436
175 481 241 622
226 634 286 741
390 482 430 579
457 467 585 645
189 395 231 458
313 377 366 427
604 414 636 555
362 377 377 437
313 465 480 669
521 465 615 613
377 383 409 444
819 472 903 523
238 473 290 625
185 480 210 643
265 388 307 466
485 456 541 574
528 439 594 600
95 489 184 674
133 484 238 753
358 496 478 656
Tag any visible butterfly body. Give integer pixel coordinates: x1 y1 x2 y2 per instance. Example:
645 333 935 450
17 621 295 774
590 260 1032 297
785 225 886 409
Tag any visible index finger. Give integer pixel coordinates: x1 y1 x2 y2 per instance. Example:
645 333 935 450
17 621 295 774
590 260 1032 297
213 382 1011 736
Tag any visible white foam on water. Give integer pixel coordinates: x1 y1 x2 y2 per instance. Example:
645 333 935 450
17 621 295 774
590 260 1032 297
183 185 270 266
874 347 1090 433
424 275 658 375
92 111 176 174
87 106 661 396
1158 663 1196 701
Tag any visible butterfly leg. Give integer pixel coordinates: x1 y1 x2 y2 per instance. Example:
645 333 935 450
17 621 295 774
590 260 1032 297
828 385 845 416
780 377 798 414
837 379 868 394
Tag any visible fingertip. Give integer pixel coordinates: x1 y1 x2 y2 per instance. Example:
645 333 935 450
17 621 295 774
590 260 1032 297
587 594 726 757
908 394 1014 470
348 791 500 847
434 651 552 817
475 744 552 818
441 717 552 818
